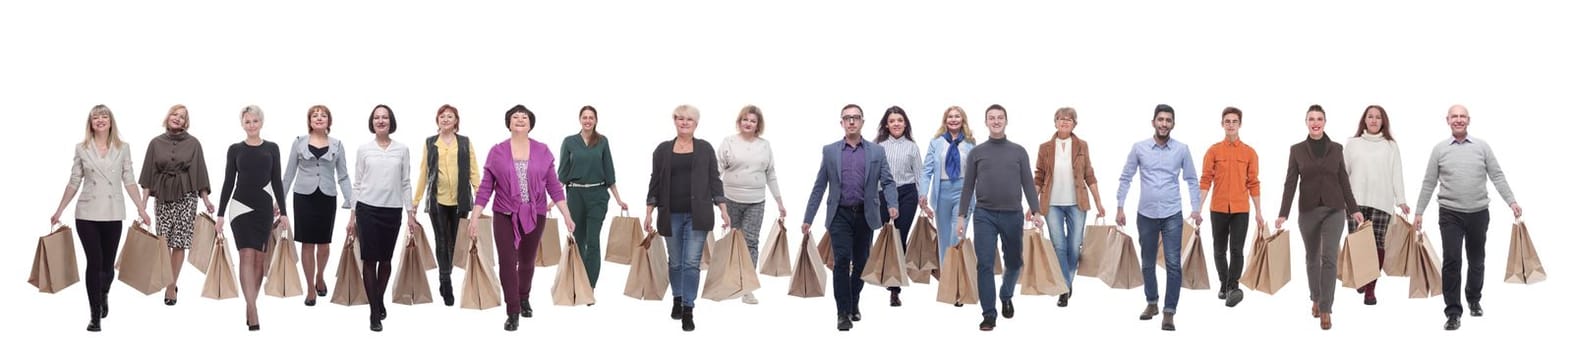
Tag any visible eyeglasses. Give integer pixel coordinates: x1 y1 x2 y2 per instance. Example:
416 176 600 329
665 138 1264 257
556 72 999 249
1055 116 1074 122
841 115 863 121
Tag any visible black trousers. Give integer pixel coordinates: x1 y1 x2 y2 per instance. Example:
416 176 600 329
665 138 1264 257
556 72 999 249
879 184 918 293
76 219 122 318
1210 212 1249 292
1439 208 1489 317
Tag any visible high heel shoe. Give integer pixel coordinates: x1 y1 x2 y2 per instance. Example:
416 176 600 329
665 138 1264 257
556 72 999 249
304 298 316 307
317 286 328 297
163 286 178 306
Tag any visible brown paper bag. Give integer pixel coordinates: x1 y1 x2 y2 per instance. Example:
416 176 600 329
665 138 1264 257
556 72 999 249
1383 218 1414 276
30 225 80 293
624 232 669 300
189 212 217 273
1096 226 1143 289
455 214 496 270
905 216 940 284
116 222 174 295
535 215 562 267
409 222 438 271
264 222 304 298
1505 220 1546 284
605 211 643 265
700 230 715 270
1078 219 1117 277
552 236 597 306
758 219 794 277
1155 223 1209 289
702 229 763 301
460 243 504 310
861 224 912 287
1020 227 1068 295
816 232 833 269
1407 231 1442 298
391 237 434 305
1240 226 1293 295
330 236 368 306
201 236 240 300
936 238 981 305
788 233 829 298
1337 221 1381 289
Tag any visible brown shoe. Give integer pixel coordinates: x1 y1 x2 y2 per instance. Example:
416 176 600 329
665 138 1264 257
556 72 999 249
1161 312 1175 331
1139 304 1159 320
1320 313 1332 330
1311 303 1320 318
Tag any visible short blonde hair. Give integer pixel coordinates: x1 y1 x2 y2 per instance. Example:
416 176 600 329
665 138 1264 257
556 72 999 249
736 105 764 136
673 104 700 120
81 104 125 148
165 104 190 132
241 105 264 122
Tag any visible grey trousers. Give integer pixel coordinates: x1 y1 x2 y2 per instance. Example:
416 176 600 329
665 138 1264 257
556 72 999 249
1300 206 1345 314
725 198 766 265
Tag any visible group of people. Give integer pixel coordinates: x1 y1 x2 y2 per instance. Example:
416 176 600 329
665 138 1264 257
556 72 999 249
48 101 1521 335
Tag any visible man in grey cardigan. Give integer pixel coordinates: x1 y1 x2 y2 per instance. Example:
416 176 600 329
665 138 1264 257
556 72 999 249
956 104 1043 331
1414 104 1523 331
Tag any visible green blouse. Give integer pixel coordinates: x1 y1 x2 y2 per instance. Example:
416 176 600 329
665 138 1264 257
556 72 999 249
558 134 617 187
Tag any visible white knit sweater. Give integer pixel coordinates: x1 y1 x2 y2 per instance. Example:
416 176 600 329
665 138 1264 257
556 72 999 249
1343 132 1406 214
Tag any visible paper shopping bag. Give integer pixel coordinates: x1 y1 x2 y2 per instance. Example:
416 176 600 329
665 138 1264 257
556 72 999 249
1180 223 1211 290
535 215 562 267
263 221 304 298
116 222 174 295
189 212 217 273
1337 221 1381 289
1240 225 1292 295
1096 227 1143 289
624 232 669 300
758 219 794 277
460 243 503 310
699 230 715 270
29 225 79 293
409 222 438 271
1407 231 1443 298
1383 218 1415 276
553 236 597 306
1078 219 1117 277
1020 227 1068 295
391 237 434 305
936 238 980 305
330 236 368 306
1505 220 1547 284
861 224 912 287
816 231 833 269
788 233 828 298
605 211 643 265
201 236 239 300
905 215 940 284
702 229 763 301
455 214 496 270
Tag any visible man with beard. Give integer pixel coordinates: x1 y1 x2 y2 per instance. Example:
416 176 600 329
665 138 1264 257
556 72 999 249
802 104 899 332
1116 104 1203 331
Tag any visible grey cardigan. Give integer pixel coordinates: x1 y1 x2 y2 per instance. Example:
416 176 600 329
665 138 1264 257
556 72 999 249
282 135 354 209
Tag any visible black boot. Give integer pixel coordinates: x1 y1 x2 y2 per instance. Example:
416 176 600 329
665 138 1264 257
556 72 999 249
439 273 455 306
671 299 683 320
680 306 695 331
522 299 533 318
503 313 519 331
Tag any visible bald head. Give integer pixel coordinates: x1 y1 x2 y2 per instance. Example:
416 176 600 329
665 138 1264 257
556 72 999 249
1447 104 1471 139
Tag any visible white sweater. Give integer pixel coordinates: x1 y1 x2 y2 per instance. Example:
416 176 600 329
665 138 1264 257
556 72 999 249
718 135 782 204
1344 132 1406 215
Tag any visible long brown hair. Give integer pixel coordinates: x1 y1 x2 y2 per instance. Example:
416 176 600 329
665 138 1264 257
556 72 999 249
1352 105 1395 141
580 105 602 146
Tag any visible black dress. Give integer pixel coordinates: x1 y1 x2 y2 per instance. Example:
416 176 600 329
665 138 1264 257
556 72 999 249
217 141 287 251
293 145 338 244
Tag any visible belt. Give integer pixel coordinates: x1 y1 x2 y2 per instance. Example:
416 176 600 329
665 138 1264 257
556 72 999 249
566 182 606 188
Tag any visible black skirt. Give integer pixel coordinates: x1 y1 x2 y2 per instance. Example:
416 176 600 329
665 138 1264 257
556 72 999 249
355 202 402 262
231 207 272 252
293 190 338 244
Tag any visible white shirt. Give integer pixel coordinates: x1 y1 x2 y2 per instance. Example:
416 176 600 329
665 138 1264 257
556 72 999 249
718 135 782 204
1050 138 1077 205
879 137 921 185
1344 132 1406 214
354 140 414 210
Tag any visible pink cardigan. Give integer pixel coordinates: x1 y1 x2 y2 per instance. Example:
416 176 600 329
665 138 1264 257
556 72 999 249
474 138 565 249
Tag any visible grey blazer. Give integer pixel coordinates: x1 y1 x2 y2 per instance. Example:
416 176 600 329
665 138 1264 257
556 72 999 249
69 143 137 221
283 135 354 209
803 139 898 232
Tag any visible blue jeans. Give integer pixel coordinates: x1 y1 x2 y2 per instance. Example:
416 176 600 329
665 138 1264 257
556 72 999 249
1138 213 1183 313
666 213 705 308
973 208 1023 318
934 179 976 264
830 205 875 314
1045 205 1087 288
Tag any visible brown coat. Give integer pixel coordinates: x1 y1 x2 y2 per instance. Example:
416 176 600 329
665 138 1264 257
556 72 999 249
1278 138 1359 216
1034 134 1098 214
139 131 212 202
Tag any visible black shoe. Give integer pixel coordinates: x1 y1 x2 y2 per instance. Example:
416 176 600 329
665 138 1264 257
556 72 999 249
1444 315 1461 331
164 286 177 306
1139 304 1159 320
317 285 328 297
522 300 533 318
86 318 100 332
1469 303 1483 317
851 307 862 322
504 313 519 332
370 320 383 332
304 298 316 307
979 316 997 331
837 313 853 331
1002 299 1015 319
1162 312 1176 331
379 308 387 321
100 303 108 319
954 302 963 307
671 299 683 320
1225 289 1244 308
680 307 695 332
890 291 902 307
248 323 260 332
439 278 454 306
1058 289 1072 307
1218 290 1228 300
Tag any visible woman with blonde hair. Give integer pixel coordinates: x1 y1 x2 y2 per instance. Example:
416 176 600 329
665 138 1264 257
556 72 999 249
50 105 152 332
918 106 975 274
139 104 216 307
717 104 784 305
645 104 730 331
214 105 289 331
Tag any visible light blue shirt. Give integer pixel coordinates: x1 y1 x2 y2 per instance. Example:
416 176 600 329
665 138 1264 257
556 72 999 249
1117 137 1202 219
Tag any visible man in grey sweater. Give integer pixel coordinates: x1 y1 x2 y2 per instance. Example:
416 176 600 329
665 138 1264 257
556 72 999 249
956 104 1043 331
1414 104 1523 331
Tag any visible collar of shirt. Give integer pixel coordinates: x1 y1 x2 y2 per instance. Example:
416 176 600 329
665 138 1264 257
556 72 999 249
842 137 865 151
1450 135 1474 145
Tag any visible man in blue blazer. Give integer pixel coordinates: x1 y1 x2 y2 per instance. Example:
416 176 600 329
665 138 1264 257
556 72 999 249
802 104 900 332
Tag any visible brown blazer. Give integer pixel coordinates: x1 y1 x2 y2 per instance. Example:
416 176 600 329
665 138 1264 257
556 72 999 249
1034 134 1098 214
1278 138 1359 216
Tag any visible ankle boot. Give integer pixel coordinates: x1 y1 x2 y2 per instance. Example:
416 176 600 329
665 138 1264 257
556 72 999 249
681 306 695 331
439 273 455 306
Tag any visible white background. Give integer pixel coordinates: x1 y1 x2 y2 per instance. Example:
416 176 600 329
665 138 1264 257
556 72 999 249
3 0 1565 347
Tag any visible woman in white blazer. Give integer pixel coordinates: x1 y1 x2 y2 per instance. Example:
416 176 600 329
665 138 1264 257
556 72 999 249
50 105 152 332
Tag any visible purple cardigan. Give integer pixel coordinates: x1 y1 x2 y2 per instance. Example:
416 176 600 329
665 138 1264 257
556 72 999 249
474 138 565 249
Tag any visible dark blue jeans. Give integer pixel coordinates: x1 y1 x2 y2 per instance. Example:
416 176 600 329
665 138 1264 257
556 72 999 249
1138 213 1183 313
830 205 875 315
973 208 1023 318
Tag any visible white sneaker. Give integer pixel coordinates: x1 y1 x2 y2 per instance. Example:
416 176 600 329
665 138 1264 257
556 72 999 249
742 293 759 305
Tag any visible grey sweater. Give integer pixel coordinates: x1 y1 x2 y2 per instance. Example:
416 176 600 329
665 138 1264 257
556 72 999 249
1416 136 1516 213
960 136 1042 217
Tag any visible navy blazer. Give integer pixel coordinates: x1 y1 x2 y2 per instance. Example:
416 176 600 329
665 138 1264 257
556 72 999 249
803 138 898 231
